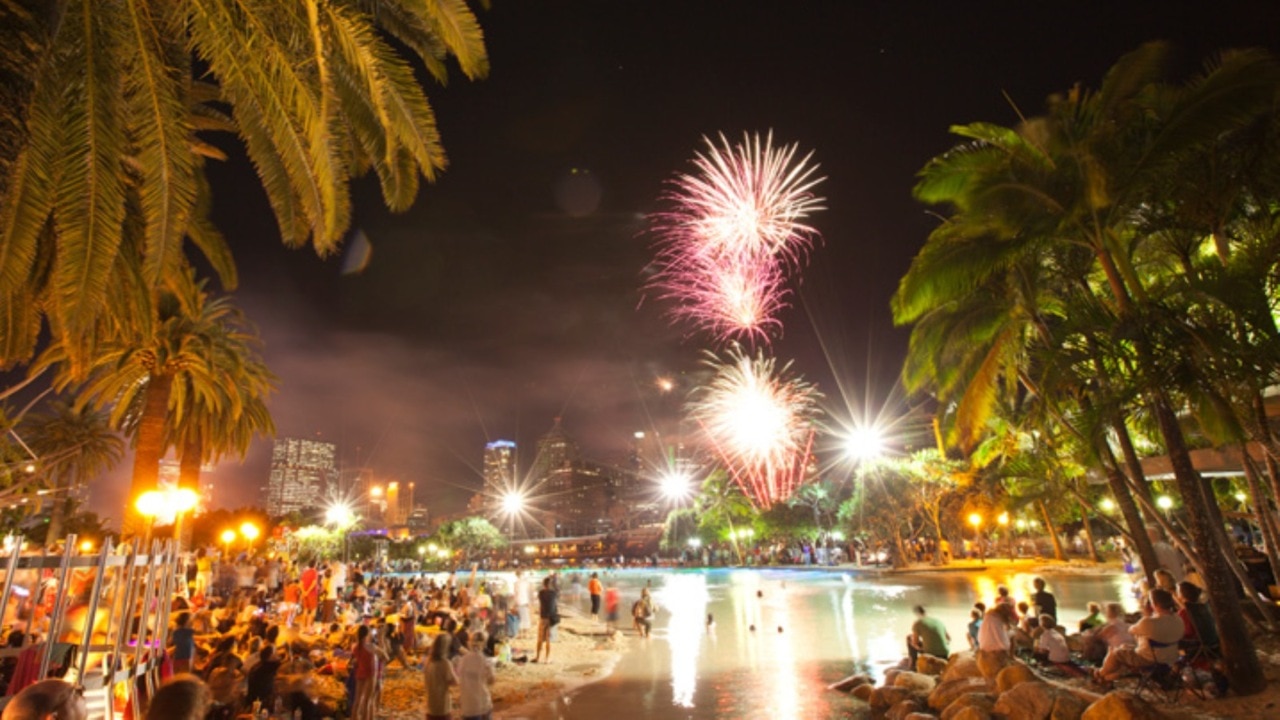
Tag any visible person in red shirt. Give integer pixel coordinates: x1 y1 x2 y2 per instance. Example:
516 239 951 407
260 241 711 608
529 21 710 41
300 563 319 633
588 573 603 622
604 582 621 633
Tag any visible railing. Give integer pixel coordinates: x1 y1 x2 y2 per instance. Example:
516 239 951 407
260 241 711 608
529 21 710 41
0 534 184 719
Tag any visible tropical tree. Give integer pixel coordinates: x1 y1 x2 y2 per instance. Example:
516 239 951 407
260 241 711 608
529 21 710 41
21 401 124 542
896 43 1280 692
695 470 753 563
0 0 489 371
433 516 506 562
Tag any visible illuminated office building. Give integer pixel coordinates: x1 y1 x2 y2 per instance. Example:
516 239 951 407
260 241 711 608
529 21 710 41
265 437 337 516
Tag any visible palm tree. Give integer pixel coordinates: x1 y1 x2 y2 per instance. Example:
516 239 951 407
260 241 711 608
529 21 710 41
0 0 488 371
696 471 753 564
896 43 1279 693
21 401 124 543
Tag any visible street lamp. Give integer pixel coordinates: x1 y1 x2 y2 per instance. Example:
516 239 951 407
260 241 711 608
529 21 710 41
135 491 165 546
658 471 692 503
1156 495 1174 521
1099 498 1116 514
239 521 260 551
220 529 236 557
968 513 983 562
843 426 885 464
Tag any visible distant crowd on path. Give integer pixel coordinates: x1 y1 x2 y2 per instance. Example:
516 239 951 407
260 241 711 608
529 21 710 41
903 539 1228 696
0 546 667 720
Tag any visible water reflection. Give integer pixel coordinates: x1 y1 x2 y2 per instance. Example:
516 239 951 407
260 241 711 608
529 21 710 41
524 569 1130 720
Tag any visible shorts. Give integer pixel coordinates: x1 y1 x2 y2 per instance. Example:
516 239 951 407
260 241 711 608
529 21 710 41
590 595 601 615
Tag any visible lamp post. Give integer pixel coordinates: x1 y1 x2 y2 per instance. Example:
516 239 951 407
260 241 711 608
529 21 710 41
135 491 164 547
239 521 260 552
220 529 236 558
968 513 983 563
997 512 1010 561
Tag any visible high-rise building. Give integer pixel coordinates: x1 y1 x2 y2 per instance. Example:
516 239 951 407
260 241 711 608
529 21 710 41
483 440 517 494
530 419 578 484
265 437 337 516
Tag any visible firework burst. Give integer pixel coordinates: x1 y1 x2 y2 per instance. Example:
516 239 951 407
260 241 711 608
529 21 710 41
689 346 823 508
649 131 825 343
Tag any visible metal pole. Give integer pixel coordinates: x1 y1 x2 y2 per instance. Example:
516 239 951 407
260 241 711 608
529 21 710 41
39 534 77 679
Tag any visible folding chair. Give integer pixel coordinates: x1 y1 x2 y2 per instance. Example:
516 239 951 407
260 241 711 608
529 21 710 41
1132 662 1186 703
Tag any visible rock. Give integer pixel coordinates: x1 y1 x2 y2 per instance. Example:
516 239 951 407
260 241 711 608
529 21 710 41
942 652 983 682
887 698 925 720
852 684 875 701
929 677 991 711
1051 692 1089 720
993 680 1056 720
894 670 938 694
905 714 938 720
941 693 997 720
885 668 903 687
951 707 993 720
870 685 914 711
917 653 950 676
1080 691 1167 720
829 673 875 692
976 649 1013 680
995 663 1040 693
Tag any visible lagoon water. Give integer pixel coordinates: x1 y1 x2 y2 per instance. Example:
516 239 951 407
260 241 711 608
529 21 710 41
518 567 1134 720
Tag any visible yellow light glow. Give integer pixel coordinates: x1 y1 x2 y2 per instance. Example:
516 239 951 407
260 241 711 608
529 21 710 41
220 529 236 545
239 522 260 542
135 490 164 518
369 485 383 498
172 487 199 513
968 513 982 528
79 540 94 553
1156 495 1174 511
996 512 1009 527
1099 498 1116 513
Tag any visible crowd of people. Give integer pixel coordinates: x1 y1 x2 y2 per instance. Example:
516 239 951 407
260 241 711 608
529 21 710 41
0 548 656 720
904 565 1228 697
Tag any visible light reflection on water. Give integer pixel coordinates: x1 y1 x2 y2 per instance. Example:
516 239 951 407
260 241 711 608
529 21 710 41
518 568 1133 720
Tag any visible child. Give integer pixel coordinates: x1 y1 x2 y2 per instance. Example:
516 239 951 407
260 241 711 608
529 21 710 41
966 608 982 649
1033 615 1069 664
170 612 196 674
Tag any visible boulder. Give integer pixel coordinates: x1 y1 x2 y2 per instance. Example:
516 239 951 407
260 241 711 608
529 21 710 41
917 653 949 676
894 671 938 694
852 684 874 701
1079 691 1168 720
951 707 993 720
995 663 1040 693
993 680 1056 720
941 693 997 720
1051 691 1089 720
870 685 914 711
929 677 990 711
887 698 925 720
942 652 984 682
976 649 1013 680
829 673 874 692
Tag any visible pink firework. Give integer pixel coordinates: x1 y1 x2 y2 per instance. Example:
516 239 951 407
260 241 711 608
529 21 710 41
649 131 825 343
690 346 822 509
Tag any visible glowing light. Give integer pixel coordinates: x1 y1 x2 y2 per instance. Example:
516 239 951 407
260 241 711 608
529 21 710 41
1234 492 1248 504
427 543 438 553
79 540 94 553
524 545 537 555
659 471 693 501
220 529 236 545
1099 498 1116 513
690 346 821 508
324 501 355 528
832 531 845 542
996 512 1009 527
501 491 525 516
437 548 450 559
687 537 702 548
135 491 164 518
968 513 982 529
239 522 260 543
22 463 35 474
417 546 425 555
843 426 885 463
172 488 199 514
648 131 825 342
1015 519 1027 531
657 377 675 392
1156 496 1174 511
369 485 383 498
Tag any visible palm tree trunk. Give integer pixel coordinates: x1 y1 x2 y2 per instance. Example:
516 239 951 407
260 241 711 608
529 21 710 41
44 477 67 546
1241 452 1280 589
124 373 173 538
1037 500 1065 560
1078 499 1099 563
1102 452 1160 584
177 433 202 551
1151 396 1265 694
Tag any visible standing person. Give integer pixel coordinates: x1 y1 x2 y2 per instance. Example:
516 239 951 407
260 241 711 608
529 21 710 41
604 580 621 633
350 625 387 720
513 571 531 639
299 562 319 633
424 633 458 720
170 612 196 674
326 559 347 623
535 577 559 664
456 630 496 720
587 573 603 622
906 605 950 665
195 549 213 597
1031 577 1057 623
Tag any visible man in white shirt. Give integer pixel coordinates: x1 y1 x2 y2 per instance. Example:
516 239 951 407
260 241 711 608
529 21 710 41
1033 615 1070 664
1097 588 1184 683
455 631 496 720
514 570 532 638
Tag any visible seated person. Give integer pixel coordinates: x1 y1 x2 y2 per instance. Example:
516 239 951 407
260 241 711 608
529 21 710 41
1095 589 1183 684
1078 602 1105 633
244 646 282 710
206 652 244 708
1 679 86 720
967 606 983 649
905 605 950 665
145 676 210 720
1033 614 1070 664
1175 581 1219 651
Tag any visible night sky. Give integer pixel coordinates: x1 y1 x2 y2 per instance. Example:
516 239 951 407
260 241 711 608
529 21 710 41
83 0 1280 522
